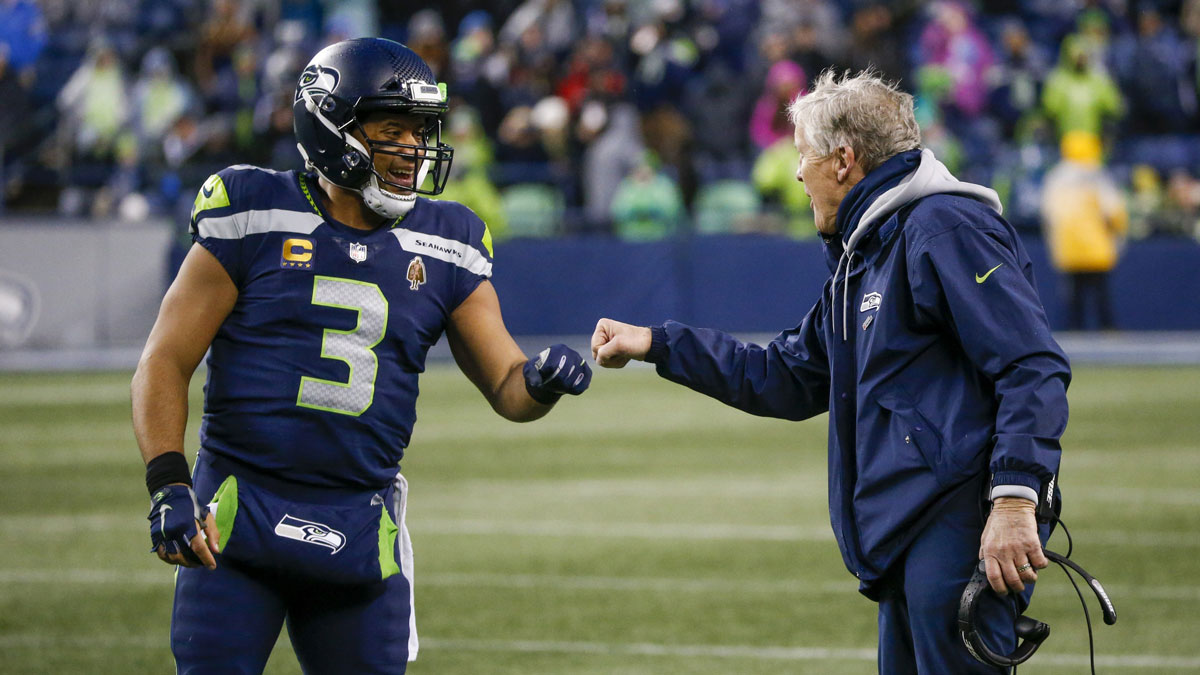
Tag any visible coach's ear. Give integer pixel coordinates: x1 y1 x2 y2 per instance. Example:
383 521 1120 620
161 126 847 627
836 145 859 183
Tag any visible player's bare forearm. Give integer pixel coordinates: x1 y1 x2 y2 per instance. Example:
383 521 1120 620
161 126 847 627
132 353 194 464
449 283 590 421
448 282 545 421
447 324 551 422
497 359 554 422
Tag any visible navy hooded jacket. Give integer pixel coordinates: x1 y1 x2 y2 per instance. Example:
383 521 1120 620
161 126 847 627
645 149 1070 595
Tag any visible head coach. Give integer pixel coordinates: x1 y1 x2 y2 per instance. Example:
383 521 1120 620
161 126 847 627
591 69 1070 673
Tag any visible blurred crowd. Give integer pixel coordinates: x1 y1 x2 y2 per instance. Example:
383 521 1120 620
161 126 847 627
2 0 1200 246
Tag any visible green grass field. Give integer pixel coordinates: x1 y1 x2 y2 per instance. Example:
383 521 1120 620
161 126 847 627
1 364 1198 674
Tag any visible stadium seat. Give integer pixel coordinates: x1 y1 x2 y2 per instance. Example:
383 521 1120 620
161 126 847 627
693 180 762 234
501 183 564 238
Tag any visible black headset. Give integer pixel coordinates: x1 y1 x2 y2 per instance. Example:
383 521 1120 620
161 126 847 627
957 548 1117 668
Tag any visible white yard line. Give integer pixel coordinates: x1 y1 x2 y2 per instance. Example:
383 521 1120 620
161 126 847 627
0 568 1195 605
0 569 170 584
439 477 822 499
419 572 848 594
422 638 878 662
436 481 1200 504
1067 486 1200 506
0 382 134 406
415 519 833 541
418 638 1200 669
1077 530 1200 548
0 634 164 649
1065 449 1200 468
0 424 132 445
0 633 1195 669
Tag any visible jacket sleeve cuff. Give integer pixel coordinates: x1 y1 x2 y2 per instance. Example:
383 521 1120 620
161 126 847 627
990 485 1038 503
644 325 670 364
990 470 1040 503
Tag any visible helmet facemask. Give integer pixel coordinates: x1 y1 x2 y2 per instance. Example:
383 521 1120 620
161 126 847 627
351 113 452 219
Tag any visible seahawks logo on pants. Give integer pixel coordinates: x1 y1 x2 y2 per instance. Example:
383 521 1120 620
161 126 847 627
274 514 346 554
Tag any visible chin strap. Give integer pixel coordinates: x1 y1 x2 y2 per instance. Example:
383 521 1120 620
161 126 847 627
361 174 417 219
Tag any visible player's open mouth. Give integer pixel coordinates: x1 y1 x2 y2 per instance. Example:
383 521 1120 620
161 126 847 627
386 168 416 188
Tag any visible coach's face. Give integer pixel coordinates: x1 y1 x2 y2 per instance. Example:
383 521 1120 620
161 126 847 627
794 124 860 237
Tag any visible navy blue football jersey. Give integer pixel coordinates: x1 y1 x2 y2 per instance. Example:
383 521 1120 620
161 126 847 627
189 165 493 489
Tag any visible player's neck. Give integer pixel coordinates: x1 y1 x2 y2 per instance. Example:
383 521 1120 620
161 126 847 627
316 176 389 231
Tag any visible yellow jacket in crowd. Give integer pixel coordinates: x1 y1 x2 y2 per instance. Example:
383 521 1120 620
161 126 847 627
1041 131 1128 272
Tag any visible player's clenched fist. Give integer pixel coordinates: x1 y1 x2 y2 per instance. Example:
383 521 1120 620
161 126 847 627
523 343 592 404
591 319 652 368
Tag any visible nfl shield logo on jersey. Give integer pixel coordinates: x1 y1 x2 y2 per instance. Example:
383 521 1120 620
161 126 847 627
348 242 368 263
406 256 426 291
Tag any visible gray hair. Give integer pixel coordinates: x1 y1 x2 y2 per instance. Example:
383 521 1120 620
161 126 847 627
787 69 921 173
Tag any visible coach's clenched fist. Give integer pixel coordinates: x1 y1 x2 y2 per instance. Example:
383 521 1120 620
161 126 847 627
591 319 652 368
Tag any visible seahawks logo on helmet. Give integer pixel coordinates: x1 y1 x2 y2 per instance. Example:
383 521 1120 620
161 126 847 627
295 64 340 101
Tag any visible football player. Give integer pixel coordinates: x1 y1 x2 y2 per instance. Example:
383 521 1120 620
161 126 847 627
132 38 590 673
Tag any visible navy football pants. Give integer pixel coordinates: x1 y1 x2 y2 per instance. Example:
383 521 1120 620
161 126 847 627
170 453 415 674
875 479 1043 674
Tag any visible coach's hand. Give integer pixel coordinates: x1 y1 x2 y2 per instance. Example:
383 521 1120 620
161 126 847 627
591 319 651 368
148 484 219 570
979 497 1047 594
523 344 592 404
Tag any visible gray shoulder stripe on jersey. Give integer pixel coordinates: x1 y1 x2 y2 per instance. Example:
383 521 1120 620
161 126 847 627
196 210 323 239
391 229 493 278
226 164 284 174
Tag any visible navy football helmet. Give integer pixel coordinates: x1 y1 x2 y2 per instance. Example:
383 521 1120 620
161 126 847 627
293 38 453 218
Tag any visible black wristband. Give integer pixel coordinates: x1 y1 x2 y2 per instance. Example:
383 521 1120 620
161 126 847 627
146 452 192 496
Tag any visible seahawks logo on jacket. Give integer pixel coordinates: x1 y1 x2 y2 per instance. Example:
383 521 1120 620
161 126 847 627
274 514 346 554
861 292 882 312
